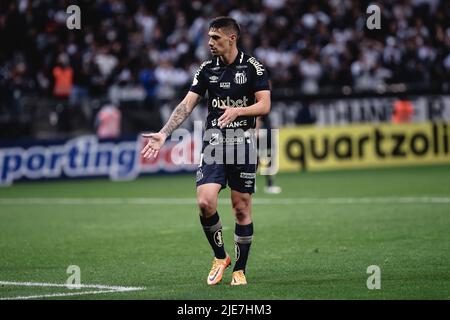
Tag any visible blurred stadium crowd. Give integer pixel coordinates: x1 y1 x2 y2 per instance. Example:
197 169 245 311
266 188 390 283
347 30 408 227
0 0 450 139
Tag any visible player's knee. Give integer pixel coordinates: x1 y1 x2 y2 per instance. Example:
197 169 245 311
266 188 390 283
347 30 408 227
232 201 250 223
234 209 247 223
198 198 217 217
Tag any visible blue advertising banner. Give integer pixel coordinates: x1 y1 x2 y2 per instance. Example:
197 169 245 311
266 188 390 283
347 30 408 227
0 135 199 187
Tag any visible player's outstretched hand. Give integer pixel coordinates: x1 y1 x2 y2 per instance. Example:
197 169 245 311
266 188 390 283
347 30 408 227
141 132 167 159
218 106 241 129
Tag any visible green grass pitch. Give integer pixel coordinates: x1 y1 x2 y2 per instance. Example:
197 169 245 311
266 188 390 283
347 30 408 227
0 165 449 299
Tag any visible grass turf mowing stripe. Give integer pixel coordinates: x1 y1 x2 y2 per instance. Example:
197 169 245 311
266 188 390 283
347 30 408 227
0 197 450 205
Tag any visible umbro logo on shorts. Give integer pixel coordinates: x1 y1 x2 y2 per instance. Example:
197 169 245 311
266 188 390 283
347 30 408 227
244 180 254 187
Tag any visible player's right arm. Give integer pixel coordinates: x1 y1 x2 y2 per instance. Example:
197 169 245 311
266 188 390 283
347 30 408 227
142 60 209 159
141 91 201 159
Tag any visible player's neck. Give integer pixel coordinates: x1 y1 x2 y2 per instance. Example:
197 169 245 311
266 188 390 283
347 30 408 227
220 47 239 65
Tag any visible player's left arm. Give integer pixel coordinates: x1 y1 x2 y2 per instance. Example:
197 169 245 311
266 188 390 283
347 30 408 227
218 90 271 129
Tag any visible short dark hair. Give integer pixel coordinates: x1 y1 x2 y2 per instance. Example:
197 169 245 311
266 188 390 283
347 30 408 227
209 16 241 38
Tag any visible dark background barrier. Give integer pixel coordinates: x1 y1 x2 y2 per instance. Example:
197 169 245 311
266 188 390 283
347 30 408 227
2 93 450 142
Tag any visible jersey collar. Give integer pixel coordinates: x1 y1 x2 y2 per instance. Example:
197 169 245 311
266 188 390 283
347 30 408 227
216 50 244 67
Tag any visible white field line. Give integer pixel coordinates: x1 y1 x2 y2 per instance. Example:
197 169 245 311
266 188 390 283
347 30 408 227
0 281 145 300
1 290 120 300
0 197 450 205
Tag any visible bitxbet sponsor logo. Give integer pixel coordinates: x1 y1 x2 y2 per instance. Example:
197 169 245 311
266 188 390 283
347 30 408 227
212 96 249 108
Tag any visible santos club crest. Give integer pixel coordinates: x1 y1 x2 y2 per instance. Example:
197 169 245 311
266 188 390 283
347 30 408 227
234 71 247 84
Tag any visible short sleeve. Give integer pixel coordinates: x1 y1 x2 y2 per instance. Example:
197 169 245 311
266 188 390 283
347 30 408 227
189 63 208 97
251 59 270 92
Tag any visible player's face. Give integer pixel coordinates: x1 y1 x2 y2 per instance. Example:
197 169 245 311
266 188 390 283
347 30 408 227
208 28 235 56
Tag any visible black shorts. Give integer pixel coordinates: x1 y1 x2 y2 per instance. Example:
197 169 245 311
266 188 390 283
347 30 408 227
196 142 257 194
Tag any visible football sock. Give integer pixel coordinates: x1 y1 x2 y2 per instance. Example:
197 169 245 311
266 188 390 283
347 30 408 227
266 175 273 187
200 212 226 259
233 222 253 272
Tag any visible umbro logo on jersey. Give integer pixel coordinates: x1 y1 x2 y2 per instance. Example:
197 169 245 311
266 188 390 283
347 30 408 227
234 71 247 84
209 75 219 83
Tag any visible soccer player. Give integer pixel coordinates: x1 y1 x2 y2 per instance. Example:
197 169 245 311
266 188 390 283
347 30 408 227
141 17 271 286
